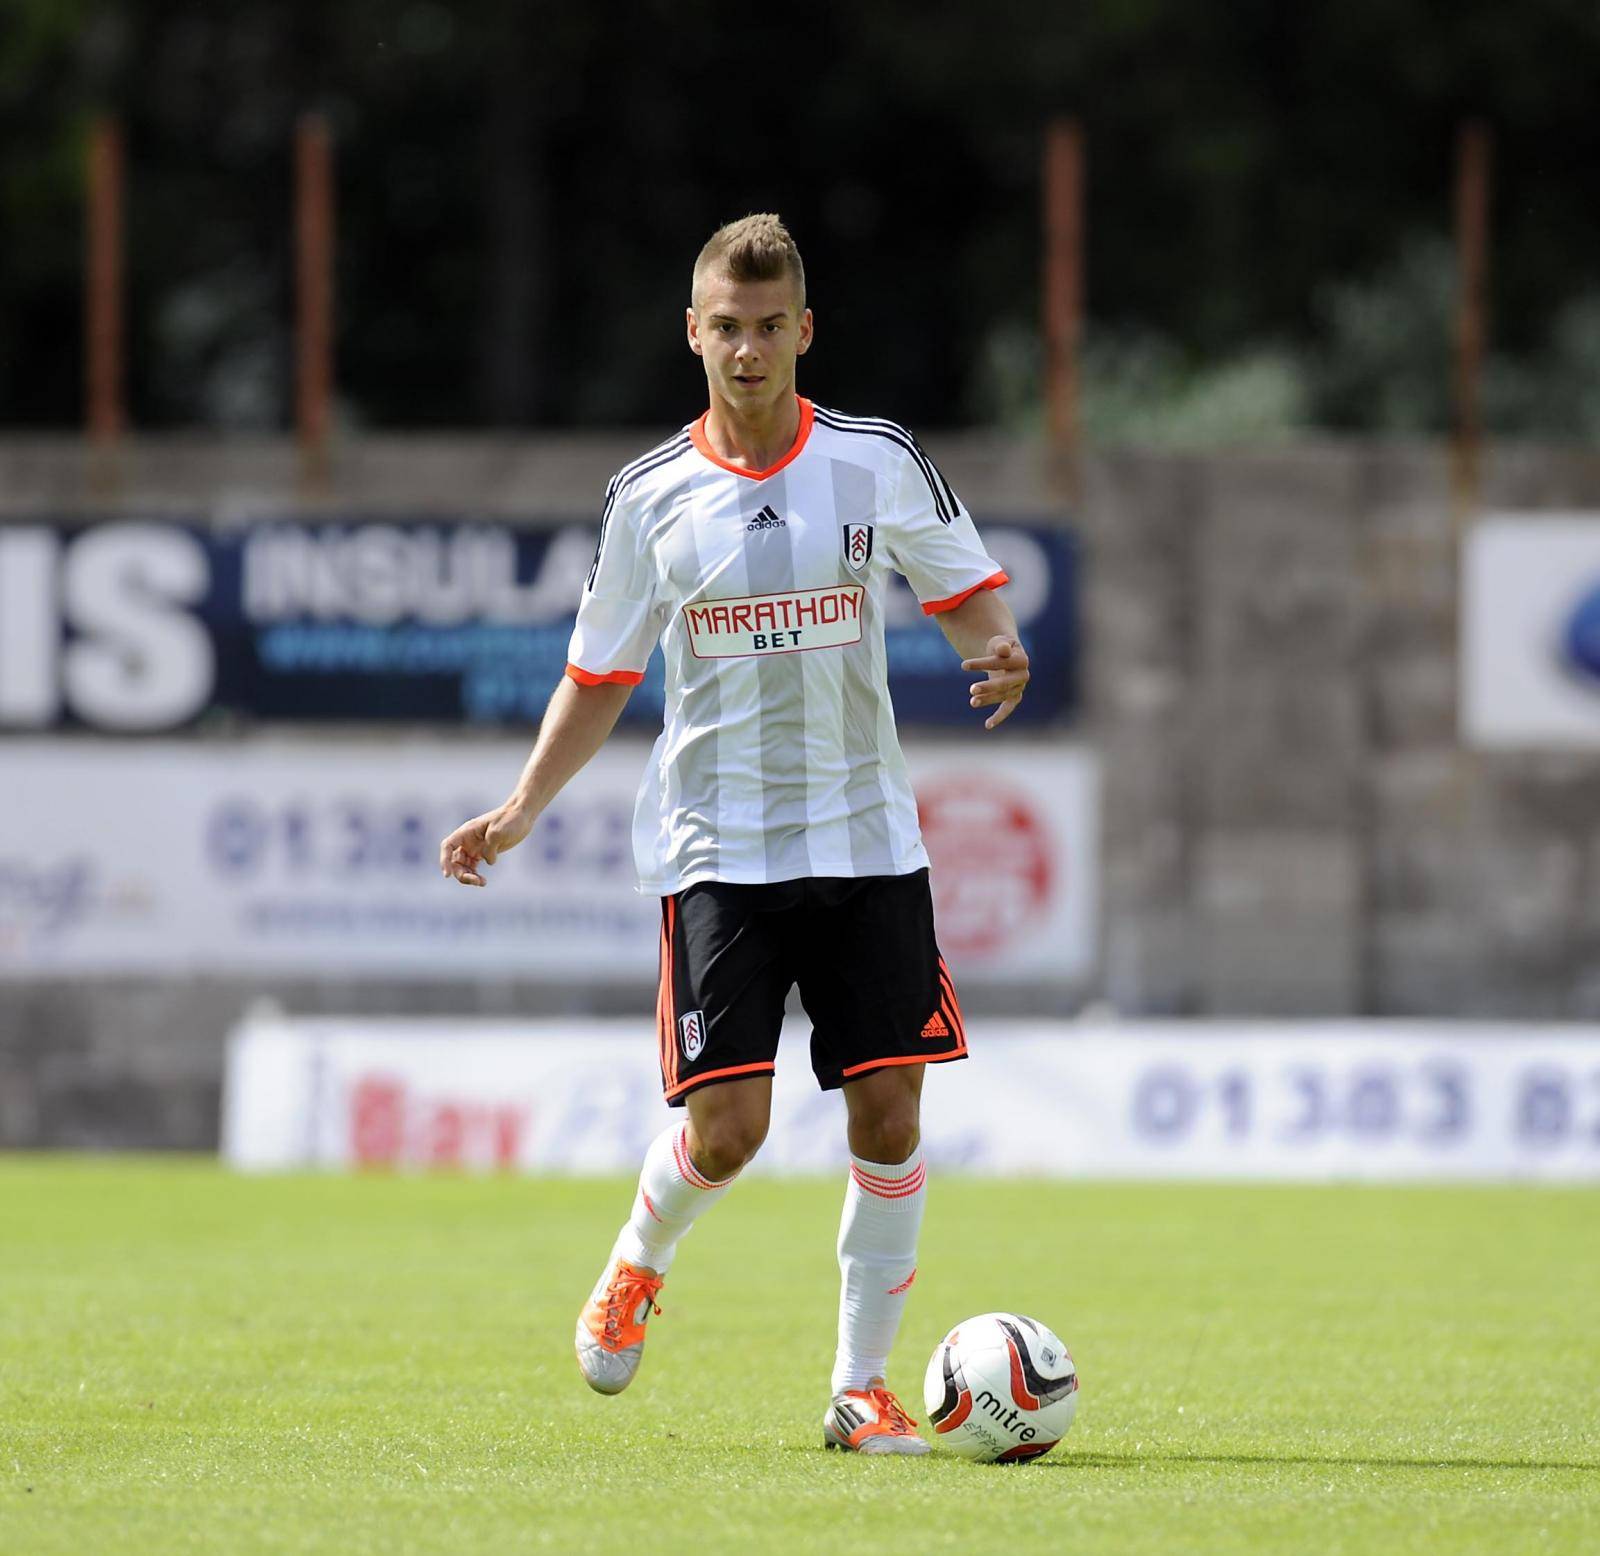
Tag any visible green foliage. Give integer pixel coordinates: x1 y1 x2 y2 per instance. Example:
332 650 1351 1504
4 1 1600 431
0 0 97 419
1312 237 1458 433
971 324 1308 446
2 1159 1597 1555
1487 293 1600 440
1311 237 1600 437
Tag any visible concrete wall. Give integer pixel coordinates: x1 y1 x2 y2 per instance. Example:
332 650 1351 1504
1081 441 1600 1017
5 432 1600 1147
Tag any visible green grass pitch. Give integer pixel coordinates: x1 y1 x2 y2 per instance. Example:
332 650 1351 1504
2 1159 1596 1555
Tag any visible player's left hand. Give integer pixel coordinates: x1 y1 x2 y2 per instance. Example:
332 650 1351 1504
961 635 1030 729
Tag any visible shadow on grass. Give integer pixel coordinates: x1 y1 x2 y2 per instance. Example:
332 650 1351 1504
1046 1451 1598 1474
783 1443 1596 1473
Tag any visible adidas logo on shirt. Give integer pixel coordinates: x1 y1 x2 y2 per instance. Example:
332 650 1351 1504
746 504 787 532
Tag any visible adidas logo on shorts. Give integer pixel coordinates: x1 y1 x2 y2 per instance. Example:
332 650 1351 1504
920 1011 950 1039
746 504 787 531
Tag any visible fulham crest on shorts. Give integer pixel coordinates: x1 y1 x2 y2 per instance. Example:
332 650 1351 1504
679 1010 707 1062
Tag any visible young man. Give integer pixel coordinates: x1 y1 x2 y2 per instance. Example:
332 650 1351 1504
440 214 1029 1454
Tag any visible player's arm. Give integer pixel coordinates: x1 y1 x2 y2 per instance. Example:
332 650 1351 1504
877 436 1027 730
439 676 632 886
442 474 661 887
934 587 1030 730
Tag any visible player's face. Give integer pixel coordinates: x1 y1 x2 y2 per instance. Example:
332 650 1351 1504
687 273 813 416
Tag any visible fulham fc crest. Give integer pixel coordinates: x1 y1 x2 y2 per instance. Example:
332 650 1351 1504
679 1010 707 1062
842 522 874 574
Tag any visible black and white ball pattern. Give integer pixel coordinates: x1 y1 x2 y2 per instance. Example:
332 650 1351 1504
923 1311 1079 1462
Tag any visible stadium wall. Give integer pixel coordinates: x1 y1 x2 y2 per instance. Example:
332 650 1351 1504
5 434 1600 1149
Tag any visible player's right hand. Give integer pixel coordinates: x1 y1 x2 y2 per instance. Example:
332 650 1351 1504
439 801 535 887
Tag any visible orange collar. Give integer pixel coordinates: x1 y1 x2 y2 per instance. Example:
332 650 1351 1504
690 396 815 481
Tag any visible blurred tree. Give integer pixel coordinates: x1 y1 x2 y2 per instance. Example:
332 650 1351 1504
0 0 97 423
1 0 1598 434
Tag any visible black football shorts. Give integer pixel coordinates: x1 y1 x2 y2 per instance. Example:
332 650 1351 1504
654 867 968 1106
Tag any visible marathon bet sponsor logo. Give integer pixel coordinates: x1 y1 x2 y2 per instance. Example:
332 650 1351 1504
745 504 787 532
842 522 874 573
682 584 865 658
679 1009 707 1062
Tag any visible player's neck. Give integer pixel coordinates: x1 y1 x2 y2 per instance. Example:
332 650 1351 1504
702 390 802 473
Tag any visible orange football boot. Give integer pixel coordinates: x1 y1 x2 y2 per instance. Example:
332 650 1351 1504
822 1384 931 1455
575 1256 664 1395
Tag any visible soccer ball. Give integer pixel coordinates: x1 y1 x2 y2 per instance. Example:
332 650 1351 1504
922 1312 1079 1462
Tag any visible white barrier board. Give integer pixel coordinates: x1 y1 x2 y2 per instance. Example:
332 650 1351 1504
223 1018 1600 1181
1462 514 1600 747
0 738 1096 982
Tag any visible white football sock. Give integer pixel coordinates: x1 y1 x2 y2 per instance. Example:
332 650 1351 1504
831 1147 927 1396
611 1122 738 1275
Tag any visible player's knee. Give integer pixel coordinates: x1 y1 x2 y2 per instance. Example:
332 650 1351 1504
690 1110 768 1179
850 1104 921 1166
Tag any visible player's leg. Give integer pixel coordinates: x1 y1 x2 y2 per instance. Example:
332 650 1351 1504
576 883 788 1394
798 870 963 1453
615 1074 772 1277
576 1078 771 1395
819 1062 930 1451
684 1072 772 1180
835 1061 926 1391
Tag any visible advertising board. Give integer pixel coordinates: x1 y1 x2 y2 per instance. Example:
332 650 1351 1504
0 740 1097 982
223 1017 1600 1183
0 518 1075 730
1462 514 1600 747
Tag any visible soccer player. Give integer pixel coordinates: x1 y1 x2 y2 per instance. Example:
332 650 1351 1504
440 214 1029 1455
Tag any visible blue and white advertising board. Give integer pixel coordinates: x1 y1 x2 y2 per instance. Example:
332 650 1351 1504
1462 514 1600 747
0 518 1075 730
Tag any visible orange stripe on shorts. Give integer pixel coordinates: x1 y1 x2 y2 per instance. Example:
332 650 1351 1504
665 896 680 1091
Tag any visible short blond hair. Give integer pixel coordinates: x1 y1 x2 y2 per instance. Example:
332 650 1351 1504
691 213 806 312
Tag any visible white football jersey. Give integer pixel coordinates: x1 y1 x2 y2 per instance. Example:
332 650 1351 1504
566 397 1007 895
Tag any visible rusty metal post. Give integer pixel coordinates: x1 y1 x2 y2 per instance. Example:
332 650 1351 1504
295 113 335 484
85 116 126 446
1445 121 1493 910
1453 120 1491 519
1043 117 1085 496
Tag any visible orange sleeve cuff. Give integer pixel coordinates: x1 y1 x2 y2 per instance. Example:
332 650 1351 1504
565 663 645 687
921 570 1010 616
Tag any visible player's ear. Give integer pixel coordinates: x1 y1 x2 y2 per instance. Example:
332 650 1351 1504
796 307 814 356
686 307 703 357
